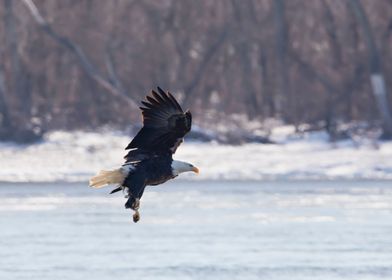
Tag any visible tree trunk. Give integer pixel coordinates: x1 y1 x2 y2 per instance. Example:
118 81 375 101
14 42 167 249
349 0 392 139
2 0 40 142
273 0 291 121
0 63 11 135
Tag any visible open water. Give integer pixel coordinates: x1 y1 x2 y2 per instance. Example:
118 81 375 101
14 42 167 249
0 180 391 280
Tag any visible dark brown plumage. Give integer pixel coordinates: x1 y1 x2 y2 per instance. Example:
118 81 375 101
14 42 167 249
125 87 192 155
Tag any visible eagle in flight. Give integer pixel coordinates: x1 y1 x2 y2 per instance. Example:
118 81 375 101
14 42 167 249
89 87 199 222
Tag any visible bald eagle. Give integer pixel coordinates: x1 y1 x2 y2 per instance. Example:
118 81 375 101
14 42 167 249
89 87 199 222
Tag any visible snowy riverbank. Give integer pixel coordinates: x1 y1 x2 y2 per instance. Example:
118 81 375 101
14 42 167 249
1 127 392 182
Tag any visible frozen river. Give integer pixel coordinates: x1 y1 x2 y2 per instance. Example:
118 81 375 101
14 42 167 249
0 180 391 280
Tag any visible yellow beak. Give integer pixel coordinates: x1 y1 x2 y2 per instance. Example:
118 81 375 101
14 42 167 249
192 166 200 174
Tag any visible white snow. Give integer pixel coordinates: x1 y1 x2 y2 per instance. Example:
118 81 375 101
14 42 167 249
1 127 392 182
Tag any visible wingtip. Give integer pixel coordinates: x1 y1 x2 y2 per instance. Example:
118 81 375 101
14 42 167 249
167 91 183 112
151 89 165 103
157 86 170 100
157 86 165 94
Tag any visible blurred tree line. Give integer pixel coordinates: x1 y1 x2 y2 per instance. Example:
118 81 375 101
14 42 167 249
1 0 392 142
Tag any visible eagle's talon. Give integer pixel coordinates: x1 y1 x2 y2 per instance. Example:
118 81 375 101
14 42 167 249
133 210 140 223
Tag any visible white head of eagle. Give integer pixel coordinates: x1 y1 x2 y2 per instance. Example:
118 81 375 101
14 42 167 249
171 160 199 176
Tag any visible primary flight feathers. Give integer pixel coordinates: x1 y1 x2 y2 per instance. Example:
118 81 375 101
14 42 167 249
125 87 192 155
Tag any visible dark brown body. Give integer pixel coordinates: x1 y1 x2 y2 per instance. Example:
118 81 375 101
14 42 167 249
122 154 175 210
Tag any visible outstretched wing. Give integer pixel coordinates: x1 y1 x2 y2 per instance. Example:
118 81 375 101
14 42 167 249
125 87 192 156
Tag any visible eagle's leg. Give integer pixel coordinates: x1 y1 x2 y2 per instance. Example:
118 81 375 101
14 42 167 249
125 196 141 223
132 198 140 210
132 198 140 222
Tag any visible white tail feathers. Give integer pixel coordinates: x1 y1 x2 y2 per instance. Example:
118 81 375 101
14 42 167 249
89 166 132 188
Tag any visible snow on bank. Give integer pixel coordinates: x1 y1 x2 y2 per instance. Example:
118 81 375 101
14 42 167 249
1 128 392 182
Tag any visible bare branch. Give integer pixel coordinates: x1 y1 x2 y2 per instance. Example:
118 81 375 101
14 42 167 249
21 0 137 109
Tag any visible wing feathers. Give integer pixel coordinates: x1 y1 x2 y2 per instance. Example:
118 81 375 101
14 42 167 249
151 90 165 104
168 92 183 111
125 87 192 156
146 95 160 106
158 87 178 109
141 101 154 109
